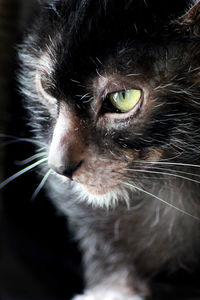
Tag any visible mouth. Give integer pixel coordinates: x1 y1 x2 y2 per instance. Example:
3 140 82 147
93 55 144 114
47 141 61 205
58 170 122 196
57 174 130 208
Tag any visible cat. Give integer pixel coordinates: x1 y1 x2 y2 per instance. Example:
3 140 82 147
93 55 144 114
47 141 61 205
18 0 200 299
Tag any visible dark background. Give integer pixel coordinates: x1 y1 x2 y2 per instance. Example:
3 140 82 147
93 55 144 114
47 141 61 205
1 1 200 299
0 1 83 299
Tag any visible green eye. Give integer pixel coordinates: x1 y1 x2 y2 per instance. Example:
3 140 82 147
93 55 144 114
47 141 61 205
108 89 142 112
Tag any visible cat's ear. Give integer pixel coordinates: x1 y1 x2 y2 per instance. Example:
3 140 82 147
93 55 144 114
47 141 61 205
177 1 200 36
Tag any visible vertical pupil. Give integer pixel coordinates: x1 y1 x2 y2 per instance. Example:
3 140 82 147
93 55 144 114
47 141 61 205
121 91 126 99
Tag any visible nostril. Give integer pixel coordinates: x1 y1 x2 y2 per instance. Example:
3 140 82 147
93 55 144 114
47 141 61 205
63 161 82 180
49 160 83 180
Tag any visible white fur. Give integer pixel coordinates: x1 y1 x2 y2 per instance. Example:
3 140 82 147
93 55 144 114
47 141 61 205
73 290 144 300
71 180 134 209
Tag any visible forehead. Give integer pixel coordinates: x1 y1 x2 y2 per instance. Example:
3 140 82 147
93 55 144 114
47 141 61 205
36 0 189 95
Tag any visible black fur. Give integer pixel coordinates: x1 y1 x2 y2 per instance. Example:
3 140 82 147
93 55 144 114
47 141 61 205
20 1 200 299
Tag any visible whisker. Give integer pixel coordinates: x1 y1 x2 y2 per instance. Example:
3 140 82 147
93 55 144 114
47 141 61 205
0 133 44 146
122 181 200 221
114 170 170 182
31 169 52 201
0 157 48 189
142 165 200 179
135 160 200 169
0 139 41 148
134 176 169 180
125 168 200 184
15 152 47 166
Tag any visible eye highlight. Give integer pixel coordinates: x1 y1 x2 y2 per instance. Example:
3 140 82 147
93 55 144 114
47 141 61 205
108 89 142 112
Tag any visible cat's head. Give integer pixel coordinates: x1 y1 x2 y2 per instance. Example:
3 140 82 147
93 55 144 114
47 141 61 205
20 0 200 207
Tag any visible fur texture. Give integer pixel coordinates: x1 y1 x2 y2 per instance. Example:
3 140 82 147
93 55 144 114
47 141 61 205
19 0 200 298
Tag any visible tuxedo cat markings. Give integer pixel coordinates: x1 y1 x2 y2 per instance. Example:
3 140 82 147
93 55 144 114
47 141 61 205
20 0 200 299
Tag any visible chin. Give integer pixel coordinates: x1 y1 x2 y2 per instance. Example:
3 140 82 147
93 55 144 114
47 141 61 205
72 181 132 209
82 184 118 195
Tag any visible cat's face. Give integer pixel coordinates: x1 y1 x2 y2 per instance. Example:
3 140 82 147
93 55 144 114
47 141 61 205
20 0 200 206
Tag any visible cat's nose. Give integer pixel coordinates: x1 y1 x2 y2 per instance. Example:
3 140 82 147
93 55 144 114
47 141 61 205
49 160 83 180
48 105 86 180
